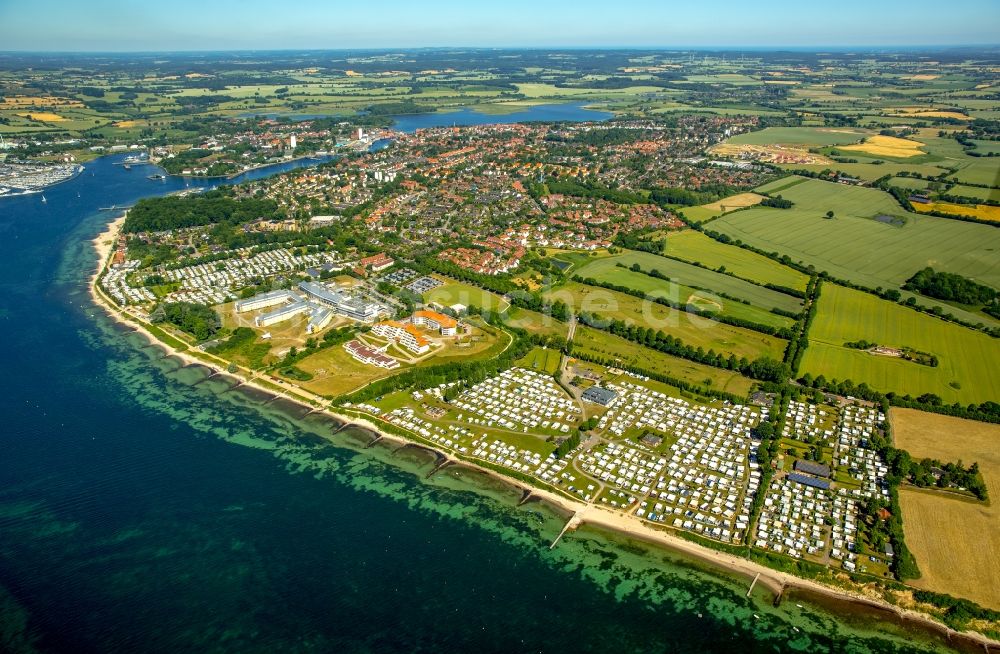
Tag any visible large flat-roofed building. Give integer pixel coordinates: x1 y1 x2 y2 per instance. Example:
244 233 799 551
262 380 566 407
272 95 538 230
793 459 832 478
307 307 333 334
298 281 381 323
787 473 831 491
255 301 309 327
582 386 618 407
337 295 381 322
235 289 296 313
412 309 458 336
298 280 346 306
372 320 430 354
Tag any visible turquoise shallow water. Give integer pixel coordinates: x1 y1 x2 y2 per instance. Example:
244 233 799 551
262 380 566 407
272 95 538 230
0 153 977 653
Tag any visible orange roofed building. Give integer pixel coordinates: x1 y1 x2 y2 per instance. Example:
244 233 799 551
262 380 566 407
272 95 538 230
412 310 458 336
371 320 430 354
360 252 394 272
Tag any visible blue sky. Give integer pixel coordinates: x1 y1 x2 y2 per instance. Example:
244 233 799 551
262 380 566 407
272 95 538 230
1 0 997 51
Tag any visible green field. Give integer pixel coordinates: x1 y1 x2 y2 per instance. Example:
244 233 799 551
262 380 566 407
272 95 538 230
949 157 1000 186
947 184 1000 203
889 176 930 192
782 161 953 183
515 346 562 374
572 325 757 397
544 281 787 360
665 230 809 291
711 177 1000 291
504 306 570 339
971 140 1000 156
574 250 800 326
682 205 725 223
423 280 510 312
802 285 1000 404
727 127 868 147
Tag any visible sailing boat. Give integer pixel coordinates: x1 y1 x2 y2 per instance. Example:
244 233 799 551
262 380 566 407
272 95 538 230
41 194 47 203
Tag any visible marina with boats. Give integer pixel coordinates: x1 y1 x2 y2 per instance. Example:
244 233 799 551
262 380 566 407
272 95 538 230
0 161 84 197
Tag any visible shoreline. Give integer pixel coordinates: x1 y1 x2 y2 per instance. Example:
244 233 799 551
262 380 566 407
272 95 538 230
87 215 1000 652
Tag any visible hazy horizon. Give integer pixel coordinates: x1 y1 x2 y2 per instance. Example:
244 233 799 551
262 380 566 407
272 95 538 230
1 0 998 52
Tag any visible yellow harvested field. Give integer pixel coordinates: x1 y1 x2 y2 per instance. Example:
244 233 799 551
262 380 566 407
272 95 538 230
893 408 1000 609
700 192 765 213
113 120 138 128
911 201 1000 222
16 111 66 122
903 74 940 81
840 134 926 158
0 96 83 108
890 107 970 120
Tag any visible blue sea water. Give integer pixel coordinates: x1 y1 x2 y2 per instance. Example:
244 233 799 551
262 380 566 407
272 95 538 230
0 152 974 653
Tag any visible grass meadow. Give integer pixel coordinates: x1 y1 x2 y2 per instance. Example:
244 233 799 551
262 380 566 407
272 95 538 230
572 325 757 397
711 178 1000 290
543 281 787 360
802 285 1000 404
574 250 801 326
665 229 809 291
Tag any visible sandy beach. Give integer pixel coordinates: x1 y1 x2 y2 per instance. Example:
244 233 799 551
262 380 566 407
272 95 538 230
87 215 1000 652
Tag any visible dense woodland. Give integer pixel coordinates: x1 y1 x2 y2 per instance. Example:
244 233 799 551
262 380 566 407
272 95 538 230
904 267 998 307
124 191 284 233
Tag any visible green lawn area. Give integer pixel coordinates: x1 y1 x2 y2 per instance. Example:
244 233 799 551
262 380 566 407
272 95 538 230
504 306 570 339
727 127 869 147
544 248 610 273
572 325 757 397
801 284 1000 405
544 281 787 360
515 347 562 374
711 177 1000 291
416 318 510 366
423 279 510 312
665 229 809 291
574 250 800 327
296 343 396 398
